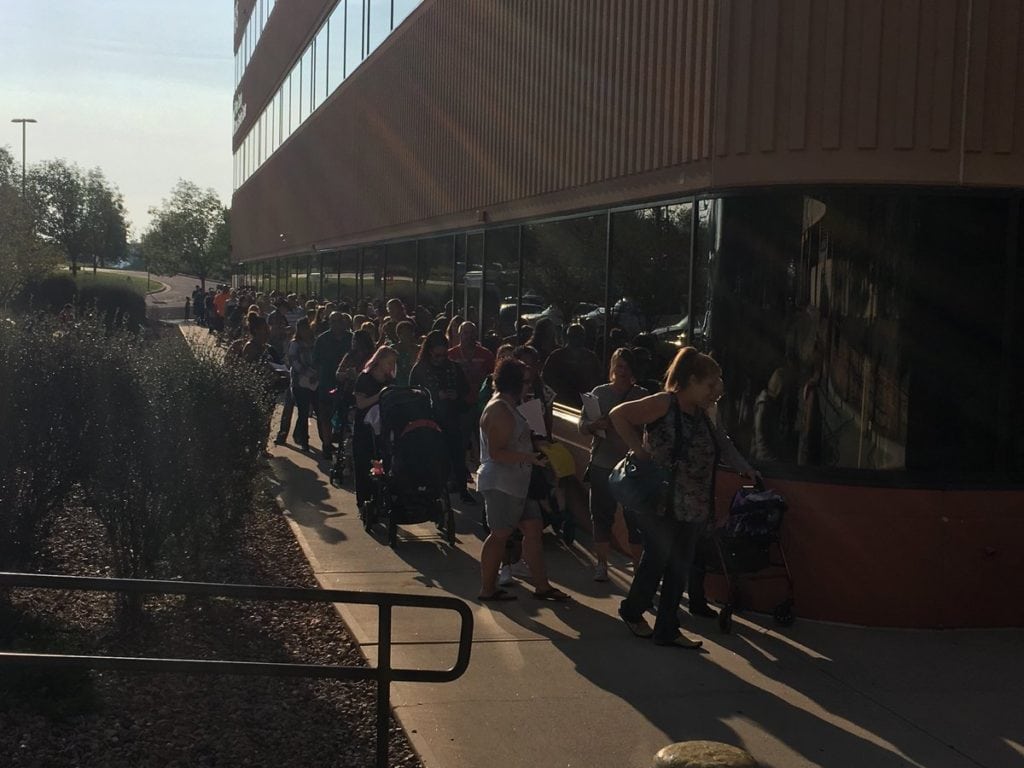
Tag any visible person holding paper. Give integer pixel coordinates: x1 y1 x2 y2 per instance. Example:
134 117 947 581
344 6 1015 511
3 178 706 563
579 347 648 581
410 331 473 502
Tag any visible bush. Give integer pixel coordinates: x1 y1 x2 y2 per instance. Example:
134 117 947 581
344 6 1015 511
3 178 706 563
13 274 77 313
0 314 273 611
78 283 146 331
0 316 93 570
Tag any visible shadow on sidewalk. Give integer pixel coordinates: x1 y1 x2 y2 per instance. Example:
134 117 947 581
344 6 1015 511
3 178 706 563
269 456 347 545
383 507 983 768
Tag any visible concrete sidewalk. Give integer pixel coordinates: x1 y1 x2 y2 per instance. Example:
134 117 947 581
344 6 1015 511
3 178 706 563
266 441 1022 768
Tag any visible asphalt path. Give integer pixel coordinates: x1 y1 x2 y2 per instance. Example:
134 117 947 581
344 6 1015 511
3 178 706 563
98 269 204 321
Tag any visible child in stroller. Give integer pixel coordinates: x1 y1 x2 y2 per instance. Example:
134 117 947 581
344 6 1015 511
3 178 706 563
362 386 456 546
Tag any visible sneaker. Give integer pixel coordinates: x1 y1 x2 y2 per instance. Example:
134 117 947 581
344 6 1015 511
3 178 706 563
498 564 513 587
509 560 531 579
592 562 609 582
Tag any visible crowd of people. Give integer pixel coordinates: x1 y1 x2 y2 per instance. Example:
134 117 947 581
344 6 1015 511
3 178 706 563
215 286 759 650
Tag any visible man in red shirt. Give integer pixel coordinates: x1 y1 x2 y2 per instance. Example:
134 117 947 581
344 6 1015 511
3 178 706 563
449 321 495 406
448 321 495 496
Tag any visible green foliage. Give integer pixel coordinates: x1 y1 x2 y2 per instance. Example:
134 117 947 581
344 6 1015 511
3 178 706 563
77 283 147 331
26 159 129 272
0 316 273 599
13 274 77 312
0 158 64 307
142 180 230 285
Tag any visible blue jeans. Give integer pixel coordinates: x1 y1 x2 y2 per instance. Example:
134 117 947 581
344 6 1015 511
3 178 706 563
619 513 701 643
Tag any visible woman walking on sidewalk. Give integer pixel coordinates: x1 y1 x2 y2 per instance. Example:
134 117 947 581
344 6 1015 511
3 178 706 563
610 348 757 648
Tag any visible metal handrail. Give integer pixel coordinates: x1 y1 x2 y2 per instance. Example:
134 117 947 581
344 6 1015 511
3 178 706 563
0 572 474 768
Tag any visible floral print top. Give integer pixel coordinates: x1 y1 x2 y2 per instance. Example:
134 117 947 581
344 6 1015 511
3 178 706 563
642 394 752 523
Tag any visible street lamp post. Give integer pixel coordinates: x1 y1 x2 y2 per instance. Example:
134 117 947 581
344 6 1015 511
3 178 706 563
10 118 37 197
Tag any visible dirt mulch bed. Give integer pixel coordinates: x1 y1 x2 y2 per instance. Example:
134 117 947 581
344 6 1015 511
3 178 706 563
0 483 422 768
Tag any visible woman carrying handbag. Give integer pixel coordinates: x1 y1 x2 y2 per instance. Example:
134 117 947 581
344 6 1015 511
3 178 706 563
609 348 758 649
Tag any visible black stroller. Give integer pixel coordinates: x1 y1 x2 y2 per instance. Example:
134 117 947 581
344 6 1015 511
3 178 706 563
705 484 795 633
362 386 456 547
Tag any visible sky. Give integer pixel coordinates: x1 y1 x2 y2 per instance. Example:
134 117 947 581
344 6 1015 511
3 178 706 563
1 0 233 237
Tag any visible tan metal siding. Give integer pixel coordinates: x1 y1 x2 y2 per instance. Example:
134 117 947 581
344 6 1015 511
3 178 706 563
233 0 1024 261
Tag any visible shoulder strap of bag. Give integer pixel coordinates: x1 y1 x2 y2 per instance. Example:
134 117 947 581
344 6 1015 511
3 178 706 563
670 396 685 464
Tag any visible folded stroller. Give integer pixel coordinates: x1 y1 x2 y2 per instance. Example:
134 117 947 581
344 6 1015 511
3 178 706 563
363 386 455 547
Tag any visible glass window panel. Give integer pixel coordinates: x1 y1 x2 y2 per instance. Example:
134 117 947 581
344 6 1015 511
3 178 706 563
393 0 420 27
703 192 1012 478
312 27 328 111
360 246 385 317
345 0 365 77
385 241 417 314
483 226 520 346
298 48 311 124
522 215 606 405
322 251 340 303
368 0 391 50
417 237 454 332
453 233 483 327
338 249 359 310
289 66 300 134
608 204 691 393
1011 198 1024 477
327 8 346 93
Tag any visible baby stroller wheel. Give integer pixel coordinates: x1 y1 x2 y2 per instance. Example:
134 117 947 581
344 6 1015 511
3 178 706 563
773 599 795 627
718 605 733 634
360 500 377 533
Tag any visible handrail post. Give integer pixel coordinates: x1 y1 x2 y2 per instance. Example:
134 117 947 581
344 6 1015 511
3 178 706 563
376 601 393 768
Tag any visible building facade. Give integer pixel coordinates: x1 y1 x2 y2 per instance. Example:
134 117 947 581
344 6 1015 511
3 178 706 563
231 0 1024 627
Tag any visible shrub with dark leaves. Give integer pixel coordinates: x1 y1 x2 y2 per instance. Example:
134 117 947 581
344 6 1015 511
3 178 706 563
0 314 273 606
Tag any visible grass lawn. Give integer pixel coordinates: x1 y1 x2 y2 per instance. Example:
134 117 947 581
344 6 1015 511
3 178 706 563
73 270 159 296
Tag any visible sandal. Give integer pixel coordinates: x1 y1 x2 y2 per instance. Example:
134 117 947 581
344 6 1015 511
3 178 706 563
478 589 517 602
532 587 571 602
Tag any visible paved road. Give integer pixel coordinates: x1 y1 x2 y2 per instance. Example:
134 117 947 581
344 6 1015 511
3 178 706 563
102 269 204 321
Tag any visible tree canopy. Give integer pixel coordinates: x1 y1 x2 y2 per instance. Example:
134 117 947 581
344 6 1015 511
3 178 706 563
27 158 129 272
141 180 230 289
0 147 63 306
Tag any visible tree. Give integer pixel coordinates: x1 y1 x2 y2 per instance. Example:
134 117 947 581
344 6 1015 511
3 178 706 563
0 147 63 307
142 180 230 290
27 159 129 274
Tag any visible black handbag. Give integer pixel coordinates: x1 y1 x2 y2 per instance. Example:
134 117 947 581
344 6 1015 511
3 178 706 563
608 397 684 515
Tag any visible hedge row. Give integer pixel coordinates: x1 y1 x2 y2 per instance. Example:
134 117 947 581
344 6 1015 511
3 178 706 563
13 274 147 330
0 314 274 597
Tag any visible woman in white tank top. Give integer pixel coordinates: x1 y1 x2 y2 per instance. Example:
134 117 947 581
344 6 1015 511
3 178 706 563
477 359 570 603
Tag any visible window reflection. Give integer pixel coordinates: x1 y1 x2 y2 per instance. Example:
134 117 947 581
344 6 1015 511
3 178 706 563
520 215 605 404
360 246 385 316
417 236 453 330
483 226 520 345
385 241 417 311
705 192 1013 476
608 204 692 388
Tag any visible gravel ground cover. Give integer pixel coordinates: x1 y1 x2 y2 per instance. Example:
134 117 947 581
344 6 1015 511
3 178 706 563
0 486 422 768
